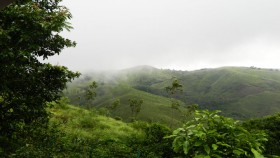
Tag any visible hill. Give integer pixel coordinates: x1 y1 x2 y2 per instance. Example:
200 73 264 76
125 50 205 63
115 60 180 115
48 102 176 157
65 78 187 126
66 66 280 120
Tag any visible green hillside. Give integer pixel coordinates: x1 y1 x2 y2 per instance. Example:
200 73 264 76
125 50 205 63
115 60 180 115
65 81 187 126
66 66 280 120
48 103 175 157
177 67 280 118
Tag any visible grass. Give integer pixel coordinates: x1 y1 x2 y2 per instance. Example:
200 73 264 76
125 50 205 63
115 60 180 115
50 104 142 142
66 66 280 120
92 84 187 126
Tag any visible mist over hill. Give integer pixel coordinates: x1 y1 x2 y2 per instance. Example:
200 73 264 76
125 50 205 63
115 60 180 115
66 65 280 120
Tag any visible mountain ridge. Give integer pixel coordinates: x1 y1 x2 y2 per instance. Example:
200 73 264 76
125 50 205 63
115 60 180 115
66 66 280 121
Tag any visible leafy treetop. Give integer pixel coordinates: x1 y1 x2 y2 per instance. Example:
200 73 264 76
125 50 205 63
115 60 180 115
0 0 79 152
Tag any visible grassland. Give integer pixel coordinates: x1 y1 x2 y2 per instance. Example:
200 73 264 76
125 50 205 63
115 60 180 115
66 66 280 120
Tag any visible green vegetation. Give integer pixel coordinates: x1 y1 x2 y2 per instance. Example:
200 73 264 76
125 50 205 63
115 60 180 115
128 98 143 120
1 0 280 157
168 109 267 157
4 99 275 157
67 66 280 120
0 0 79 156
66 83 187 126
48 102 176 157
243 113 280 156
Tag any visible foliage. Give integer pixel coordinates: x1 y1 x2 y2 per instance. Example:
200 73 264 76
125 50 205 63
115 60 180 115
129 98 143 120
108 98 120 111
47 103 178 157
13 123 66 158
0 0 79 155
168 109 267 158
165 79 183 95
85 81 98 101
166 79 183 127
81 81 98 108
49 103 140 157
243 113 280 156
141 123 176 157
128 121 177 158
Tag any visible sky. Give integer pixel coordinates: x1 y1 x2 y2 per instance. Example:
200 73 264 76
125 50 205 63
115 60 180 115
47 0 280 71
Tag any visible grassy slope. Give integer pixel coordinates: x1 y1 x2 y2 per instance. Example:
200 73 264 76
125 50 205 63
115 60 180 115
66 81 187 126
50 105 142 142
151 67 280 118
94 84 186 126
49 104 146 157
67 66 280 120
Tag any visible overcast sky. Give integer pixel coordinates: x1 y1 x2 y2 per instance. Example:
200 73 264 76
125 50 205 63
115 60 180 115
47 0 280 71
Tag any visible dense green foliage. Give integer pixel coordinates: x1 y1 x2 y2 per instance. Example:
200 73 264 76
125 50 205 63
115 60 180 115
243 113 280 156
48 102 176 157
1 0 279 157
128 98 143 120
168 110 267 158
0 0 79 155
11 101 272 158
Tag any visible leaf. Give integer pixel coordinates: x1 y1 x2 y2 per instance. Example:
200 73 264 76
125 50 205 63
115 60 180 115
196 131 205 137
212 144 218 150
183 141 190 154
216 142 231 148
194 155 210 158
233 149 243 156
194 140 203 146
251 148 265 158
204 144 210 155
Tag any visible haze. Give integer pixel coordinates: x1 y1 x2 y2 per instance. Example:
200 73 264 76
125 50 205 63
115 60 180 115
47 0 280 71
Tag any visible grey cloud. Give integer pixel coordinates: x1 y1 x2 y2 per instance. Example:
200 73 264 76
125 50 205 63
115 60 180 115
47 0 280 71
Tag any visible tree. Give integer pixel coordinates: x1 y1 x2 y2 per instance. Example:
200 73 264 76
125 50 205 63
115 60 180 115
165 79 183 127
165 79 183 95
167 110 267 158
0 0 79 155
108 98 120 112
71 81 97 107
129 98 143 120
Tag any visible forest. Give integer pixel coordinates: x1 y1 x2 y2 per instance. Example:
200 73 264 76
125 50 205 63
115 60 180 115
1 0 280 157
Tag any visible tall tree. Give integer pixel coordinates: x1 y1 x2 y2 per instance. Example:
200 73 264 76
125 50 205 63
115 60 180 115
165 79 183 127
0 0 79 154
129 98 143 120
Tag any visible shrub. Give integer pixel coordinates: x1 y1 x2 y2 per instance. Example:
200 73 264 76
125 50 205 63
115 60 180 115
243 113 280 156
168 110 267 158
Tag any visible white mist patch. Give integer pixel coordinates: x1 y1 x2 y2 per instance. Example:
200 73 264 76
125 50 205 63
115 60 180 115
224 36 280 69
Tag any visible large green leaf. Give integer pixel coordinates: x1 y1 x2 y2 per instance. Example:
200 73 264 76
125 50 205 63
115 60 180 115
251 148 265 158
204 145 210 155
212 144 218 150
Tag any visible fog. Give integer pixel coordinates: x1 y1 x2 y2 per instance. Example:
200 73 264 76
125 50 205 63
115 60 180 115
47 0 280 71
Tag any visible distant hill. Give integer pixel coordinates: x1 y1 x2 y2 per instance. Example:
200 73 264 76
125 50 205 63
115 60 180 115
65 73 187 126
65 66 280 120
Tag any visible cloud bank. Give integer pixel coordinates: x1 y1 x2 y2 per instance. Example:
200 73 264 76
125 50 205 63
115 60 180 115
47 0 280 71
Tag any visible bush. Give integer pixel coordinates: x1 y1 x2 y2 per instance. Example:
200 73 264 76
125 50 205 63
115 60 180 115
168 110 267 158
243 113 280 156
127 122 177 158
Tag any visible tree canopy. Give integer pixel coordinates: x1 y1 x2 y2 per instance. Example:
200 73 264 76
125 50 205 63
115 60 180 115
0 0 79 154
